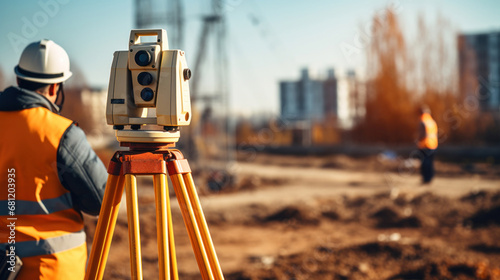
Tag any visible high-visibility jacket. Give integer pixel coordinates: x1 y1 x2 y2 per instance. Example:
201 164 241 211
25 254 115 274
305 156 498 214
0 86 107 279
417 113 438 150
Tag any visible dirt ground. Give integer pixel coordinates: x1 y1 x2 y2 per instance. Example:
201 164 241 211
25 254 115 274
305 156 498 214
84 153 500 279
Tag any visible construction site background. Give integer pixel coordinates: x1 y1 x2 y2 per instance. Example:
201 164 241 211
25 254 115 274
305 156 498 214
1 3 500 279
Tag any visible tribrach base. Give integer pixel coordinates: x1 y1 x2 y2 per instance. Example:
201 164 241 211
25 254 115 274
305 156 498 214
115 129 181 143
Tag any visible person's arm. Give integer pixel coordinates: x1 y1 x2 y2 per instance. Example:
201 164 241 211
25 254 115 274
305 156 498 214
418 121 426 142
56 125 107 216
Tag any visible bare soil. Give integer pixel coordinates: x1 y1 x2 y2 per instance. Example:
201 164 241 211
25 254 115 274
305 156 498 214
84 153 500 279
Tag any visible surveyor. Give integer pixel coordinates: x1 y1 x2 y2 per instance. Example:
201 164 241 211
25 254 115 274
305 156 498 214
0 40 107 279
417 105 438 184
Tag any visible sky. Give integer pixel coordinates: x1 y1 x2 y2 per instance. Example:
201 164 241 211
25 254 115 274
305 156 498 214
1 0 500 116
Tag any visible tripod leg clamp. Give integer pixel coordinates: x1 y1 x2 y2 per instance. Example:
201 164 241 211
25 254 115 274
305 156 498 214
167 159 191 175
107 151 123 176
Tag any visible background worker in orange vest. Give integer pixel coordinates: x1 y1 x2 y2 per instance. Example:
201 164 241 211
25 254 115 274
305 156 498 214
0 40 107 279
417 105 438 184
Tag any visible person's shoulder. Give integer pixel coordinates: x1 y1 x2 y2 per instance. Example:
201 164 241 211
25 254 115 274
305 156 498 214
58 124 93 162
61 123 86 141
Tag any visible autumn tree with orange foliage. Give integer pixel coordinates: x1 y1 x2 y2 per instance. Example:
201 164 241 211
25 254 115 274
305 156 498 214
354 9 415 144
354 8 483 145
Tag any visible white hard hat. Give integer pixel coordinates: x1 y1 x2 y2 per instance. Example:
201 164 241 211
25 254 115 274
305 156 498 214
14 39 72 84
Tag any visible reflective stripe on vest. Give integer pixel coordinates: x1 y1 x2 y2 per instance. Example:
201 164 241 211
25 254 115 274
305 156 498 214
0 193 73 216
0 230 85 258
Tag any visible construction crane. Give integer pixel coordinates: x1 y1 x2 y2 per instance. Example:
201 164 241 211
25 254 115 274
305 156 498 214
134 0 233 185
135 0 184 48
188 0 230 162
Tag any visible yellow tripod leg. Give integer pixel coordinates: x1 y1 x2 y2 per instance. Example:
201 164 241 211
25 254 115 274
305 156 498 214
153 174 179 280
85 174 125 280
183 173 224 279
170 174 214 280
125 174 143 280
165 179 179 280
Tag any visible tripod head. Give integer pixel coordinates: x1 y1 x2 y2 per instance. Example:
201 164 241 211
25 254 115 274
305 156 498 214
106 29 192 143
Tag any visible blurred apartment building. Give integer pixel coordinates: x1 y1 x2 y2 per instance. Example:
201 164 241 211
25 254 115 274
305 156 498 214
280 68 364 128
337 69 365 128
280 68 337 122
459 30 500 112
279 68 365 145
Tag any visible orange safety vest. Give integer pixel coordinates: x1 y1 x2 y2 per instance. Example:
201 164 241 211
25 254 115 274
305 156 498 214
418 113 438 150
0 107 86 280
